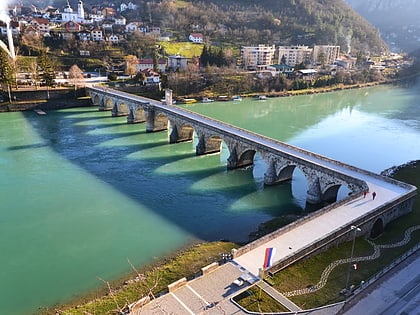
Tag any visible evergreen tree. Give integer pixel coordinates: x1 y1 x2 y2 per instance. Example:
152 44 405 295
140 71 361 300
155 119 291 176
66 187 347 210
0 49 15 102
38 51 56 99
153 48 159 72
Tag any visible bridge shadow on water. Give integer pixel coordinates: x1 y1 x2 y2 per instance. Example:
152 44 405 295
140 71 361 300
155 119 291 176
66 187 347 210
20 108 311 243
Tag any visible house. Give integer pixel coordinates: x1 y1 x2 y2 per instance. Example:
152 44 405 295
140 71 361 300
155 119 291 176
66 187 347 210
168 55 188 71
114 16 126 26
142 68 160 86
102 7 117 18
125 21 141 33
107 34 119 44
29 17 50 34
295 69 318 80
148 26 161 36
336 55 357 69
136 59 167 73
77 29 91 41
42 7 59 20
64 20 82 32
267 63 294 77
189 33 203 43
91 28 103 41
102 22 113 32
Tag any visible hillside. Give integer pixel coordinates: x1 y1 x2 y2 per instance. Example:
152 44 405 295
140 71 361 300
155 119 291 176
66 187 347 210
344 0 420 53
70 0 387 55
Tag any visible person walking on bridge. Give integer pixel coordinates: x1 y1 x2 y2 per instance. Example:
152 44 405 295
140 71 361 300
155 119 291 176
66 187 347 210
372 191 377 200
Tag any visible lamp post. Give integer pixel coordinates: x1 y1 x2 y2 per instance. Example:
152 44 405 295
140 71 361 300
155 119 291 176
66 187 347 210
345 225 361 294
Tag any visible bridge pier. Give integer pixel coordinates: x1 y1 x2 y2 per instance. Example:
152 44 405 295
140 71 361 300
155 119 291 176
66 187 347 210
146 109 168 132
264 159 295 185
196 134 222 155
306 176 322 204
227 147 238 170
127 107 146 124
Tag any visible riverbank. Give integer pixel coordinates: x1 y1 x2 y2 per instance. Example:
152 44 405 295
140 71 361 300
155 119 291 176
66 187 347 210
37 241 239 315
182 78 396 101
41 161 419 315
0 87 91 112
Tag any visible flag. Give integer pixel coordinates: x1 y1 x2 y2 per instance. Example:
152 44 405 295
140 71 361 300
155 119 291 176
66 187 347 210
263 247 276 268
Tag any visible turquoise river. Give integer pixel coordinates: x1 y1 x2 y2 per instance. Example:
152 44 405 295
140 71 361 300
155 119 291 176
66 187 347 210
0 80 419 314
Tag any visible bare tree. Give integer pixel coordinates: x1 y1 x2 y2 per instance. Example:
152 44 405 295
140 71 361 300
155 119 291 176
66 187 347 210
68 64 85 90
124 55 139 78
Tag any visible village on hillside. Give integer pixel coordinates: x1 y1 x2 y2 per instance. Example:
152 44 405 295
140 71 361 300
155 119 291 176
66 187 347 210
0 0 415 99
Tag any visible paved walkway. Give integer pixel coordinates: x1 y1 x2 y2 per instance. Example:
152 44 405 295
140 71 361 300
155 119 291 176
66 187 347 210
233 177 409 277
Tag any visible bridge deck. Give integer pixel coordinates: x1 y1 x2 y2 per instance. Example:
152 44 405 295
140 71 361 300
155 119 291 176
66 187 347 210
90 86 415 277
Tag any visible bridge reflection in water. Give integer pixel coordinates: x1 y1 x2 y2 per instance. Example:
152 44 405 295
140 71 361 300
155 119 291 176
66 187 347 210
88 86 416 276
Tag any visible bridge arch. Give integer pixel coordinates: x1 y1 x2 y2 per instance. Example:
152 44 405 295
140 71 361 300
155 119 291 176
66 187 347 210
112 101 129 117
128 106 146 124
146 110 168 132
370 217 384 239
103 97 114 111
322 184 342 203
92 94 100 106
237 149 256 169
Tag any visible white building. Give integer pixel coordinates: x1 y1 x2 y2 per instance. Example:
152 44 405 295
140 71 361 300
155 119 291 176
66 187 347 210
240 44 276 70
189 33 203 43
313 45 340 65
278 45 313 66
62 0 90 23
125 22 141 33
91 28 103 41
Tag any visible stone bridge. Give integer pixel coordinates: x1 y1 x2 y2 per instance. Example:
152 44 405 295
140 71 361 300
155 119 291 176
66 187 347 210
89 86 369 205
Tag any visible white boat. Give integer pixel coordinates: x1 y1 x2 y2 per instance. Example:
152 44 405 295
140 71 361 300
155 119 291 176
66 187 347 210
202 97 214 103
231 95 242 101
258 95 267 101
34 109 47 115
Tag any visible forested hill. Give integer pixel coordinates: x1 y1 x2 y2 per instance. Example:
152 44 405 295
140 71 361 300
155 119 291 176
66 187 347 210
73 0 388 54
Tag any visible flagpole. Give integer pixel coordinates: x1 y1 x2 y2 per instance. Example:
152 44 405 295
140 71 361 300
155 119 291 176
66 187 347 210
258 268 264 301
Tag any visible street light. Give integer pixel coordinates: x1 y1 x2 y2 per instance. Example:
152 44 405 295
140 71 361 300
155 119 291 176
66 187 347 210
345 225 361 294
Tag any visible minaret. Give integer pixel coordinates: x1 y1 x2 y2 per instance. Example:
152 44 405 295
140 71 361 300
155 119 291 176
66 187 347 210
6 19 15 60
78 0 85 21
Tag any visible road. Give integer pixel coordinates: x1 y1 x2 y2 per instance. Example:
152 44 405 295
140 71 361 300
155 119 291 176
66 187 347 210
342 250 420 315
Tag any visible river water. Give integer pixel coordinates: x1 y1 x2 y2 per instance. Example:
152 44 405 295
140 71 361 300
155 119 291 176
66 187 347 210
0 80 419 314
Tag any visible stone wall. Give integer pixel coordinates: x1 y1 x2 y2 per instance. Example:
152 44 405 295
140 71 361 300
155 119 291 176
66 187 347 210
1 88 90 112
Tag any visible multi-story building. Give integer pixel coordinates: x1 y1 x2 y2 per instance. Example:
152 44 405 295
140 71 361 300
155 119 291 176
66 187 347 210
313 45 340 65
29 17 50 35
278 45 312 66
240 44 276 70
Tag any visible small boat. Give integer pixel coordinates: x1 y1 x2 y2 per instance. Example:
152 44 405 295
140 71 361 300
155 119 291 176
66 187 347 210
231 95 242 101
202 97 214 103
183 98 197 104
258 95 267 101
217 95 230 101
34 109 47 115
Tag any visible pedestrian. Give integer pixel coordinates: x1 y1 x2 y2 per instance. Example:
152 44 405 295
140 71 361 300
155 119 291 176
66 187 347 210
372 191 376 200
363 191 367 198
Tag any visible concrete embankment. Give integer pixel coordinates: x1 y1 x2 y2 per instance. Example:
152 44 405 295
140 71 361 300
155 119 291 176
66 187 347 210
0 88 91 112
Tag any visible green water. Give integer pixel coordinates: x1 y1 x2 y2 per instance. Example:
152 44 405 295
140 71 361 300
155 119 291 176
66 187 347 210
0 80 419 314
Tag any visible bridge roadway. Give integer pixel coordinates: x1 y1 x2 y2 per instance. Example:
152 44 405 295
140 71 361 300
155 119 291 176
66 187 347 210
90 87 416 313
